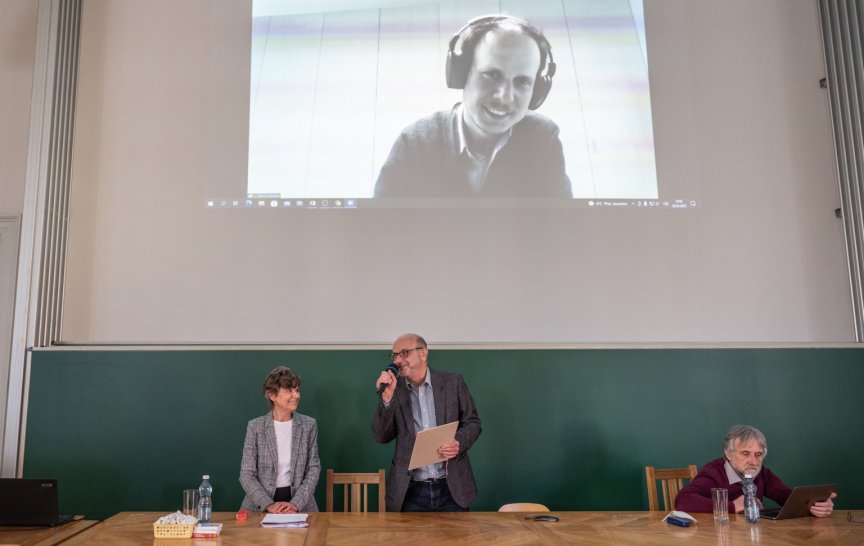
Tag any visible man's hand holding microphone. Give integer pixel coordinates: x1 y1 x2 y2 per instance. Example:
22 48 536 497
375 363 399 403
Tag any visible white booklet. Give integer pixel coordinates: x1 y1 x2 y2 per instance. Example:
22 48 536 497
261 513 309 528
408 421 458 470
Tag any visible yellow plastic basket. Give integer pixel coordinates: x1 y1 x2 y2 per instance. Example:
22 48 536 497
153 523 195 538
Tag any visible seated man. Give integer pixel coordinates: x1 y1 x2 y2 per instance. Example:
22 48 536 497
675 424 836 517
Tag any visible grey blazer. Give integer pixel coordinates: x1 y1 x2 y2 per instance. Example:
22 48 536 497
371 368 482 511
239 412 320 512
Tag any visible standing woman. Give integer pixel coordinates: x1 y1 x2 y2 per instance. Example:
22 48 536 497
240 366 320 513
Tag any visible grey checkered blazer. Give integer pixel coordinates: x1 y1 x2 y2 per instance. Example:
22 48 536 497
239 412 320 512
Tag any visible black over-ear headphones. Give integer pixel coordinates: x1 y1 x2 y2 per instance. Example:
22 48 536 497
445 15 556 110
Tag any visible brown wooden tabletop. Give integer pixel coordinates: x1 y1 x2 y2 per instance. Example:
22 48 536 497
58 511 306 545
54 510 864 545
304 510 864 545
0 518 96 546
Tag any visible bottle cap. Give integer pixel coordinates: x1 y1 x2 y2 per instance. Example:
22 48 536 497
203 475 210 479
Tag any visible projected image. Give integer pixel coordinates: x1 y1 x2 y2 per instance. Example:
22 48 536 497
247 0 657 202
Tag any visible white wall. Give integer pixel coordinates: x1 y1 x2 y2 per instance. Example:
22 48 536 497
0 0 37 216
61 0 854 344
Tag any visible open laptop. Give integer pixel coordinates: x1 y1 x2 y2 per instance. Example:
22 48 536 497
0 478 74 527
760 483 836 520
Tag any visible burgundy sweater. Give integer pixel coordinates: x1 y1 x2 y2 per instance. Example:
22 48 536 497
674 457 793 513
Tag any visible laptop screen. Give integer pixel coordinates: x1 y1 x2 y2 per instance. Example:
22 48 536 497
0 478 68 527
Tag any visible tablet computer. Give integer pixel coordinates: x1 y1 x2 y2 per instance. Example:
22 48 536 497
761 484 835 520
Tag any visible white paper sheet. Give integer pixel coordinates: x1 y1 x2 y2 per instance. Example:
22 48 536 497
261 513 309 527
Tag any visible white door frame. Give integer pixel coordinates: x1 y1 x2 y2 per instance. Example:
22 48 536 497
0 216 21 477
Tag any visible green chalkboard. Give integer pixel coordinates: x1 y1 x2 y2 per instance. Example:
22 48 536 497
23 347 864 520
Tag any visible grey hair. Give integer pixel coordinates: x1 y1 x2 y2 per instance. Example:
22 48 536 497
723 424 767 454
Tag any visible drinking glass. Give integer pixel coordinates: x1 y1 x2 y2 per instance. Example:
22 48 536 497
712 488 729 524
183 489 199 516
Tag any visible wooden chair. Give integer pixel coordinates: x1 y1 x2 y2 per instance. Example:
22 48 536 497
325 469 386 512
645 465 698 511
498 502 550 512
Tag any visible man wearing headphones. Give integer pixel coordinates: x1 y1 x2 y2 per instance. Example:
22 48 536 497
374 16 572 198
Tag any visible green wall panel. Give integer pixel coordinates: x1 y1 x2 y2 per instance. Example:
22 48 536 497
23 348 864 520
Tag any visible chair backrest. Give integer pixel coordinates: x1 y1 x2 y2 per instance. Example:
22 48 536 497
498 502 550 512
325 469 386 512
645 465 698 511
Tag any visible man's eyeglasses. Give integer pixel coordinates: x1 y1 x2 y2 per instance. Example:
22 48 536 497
848 512 864 523
390 347 423 362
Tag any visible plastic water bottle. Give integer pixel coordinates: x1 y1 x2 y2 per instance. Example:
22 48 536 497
743 474 760 524
197 475 213 523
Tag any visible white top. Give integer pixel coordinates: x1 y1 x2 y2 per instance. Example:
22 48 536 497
273 419 294 488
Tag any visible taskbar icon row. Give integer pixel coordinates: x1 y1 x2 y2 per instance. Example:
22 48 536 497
587 198 700 209
206 198 358 209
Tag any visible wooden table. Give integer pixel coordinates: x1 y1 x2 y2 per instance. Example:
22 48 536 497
0 518 96 546
305 511 864 545
58 511 864 545
58 512 306 545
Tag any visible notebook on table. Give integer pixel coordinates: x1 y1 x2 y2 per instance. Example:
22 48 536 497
0 478 74 527
760 483 836 520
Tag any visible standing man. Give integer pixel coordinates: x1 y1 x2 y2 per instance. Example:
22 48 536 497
374 15 571 198
372 333 482 511
675 425 836 516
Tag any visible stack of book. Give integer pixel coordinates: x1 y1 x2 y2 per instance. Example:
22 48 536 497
192 523 223 538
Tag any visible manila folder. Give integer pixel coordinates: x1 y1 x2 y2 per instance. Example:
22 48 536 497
408 421 458 471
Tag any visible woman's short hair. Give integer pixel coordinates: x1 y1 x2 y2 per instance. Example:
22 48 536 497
262 366 301 408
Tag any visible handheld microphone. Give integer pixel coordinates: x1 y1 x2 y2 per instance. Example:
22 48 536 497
376 363 399 396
